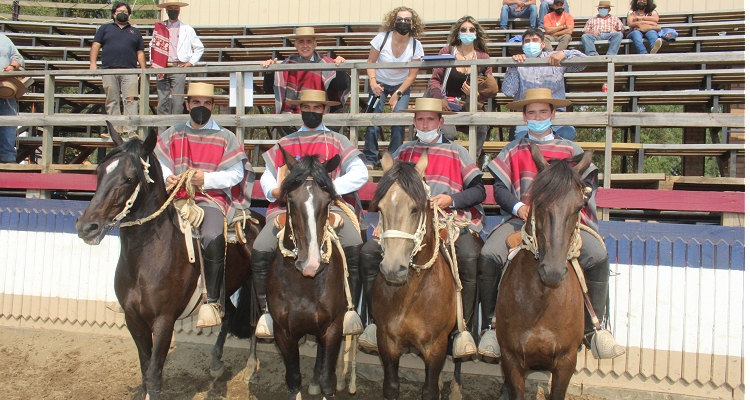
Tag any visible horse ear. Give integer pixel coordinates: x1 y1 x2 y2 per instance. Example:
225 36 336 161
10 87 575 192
279 146 297 168
324 154 340 173
381 152 394 172
415 151 429 178
574 150 594 176
106 121 124 147
529 141 549 173
141 129 157 156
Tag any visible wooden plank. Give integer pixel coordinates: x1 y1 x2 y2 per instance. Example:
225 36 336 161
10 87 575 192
595 188 744 213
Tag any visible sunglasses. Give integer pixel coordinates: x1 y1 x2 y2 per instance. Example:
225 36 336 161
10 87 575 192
460 27 477 33
395 17 412 23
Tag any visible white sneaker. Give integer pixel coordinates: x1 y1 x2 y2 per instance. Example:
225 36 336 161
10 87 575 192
650 38 663 54
255 313 274 339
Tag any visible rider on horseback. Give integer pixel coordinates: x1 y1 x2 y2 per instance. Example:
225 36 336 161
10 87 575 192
252 89 369 338
154 82 254 328
477 88 624 359
359 98 486 357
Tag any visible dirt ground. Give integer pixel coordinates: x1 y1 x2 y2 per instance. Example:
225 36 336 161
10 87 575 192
0 327 606 400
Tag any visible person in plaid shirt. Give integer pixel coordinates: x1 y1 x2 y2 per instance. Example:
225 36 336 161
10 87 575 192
581 0 624 56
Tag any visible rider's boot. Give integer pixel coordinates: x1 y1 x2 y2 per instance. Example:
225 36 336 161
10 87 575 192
197 235 226 328
358 245 381 351
342 243 364 336
582 257 625 359
453 254 478 358
477 255 502 358
251 249 276 339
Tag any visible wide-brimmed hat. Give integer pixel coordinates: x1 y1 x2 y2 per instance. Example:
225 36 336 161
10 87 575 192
286 89 339 106
505 88 571 111
400 98 456 115
157 0 189 8
596 1 612 9
0 75 33 99
182 82 218 98
288 27 322 40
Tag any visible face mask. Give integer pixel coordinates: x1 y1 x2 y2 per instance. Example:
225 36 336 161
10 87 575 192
189 106 212 126
394 22 411 35
167 9 180 20
301 111 323 129
554 8 564 15
416 128 440 143
636 2 646 9
598 8 609 17
459 33 476 45
522 42 542 58
527 118 552 134
115 12 129 23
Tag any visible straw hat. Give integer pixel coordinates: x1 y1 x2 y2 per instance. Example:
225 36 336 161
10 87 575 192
183 82 218 98
288 27 322 40
157 0 189 8
596 1 612 9
505 88 571 111
286 89 339 106
0 76 32 99
400 97 456 115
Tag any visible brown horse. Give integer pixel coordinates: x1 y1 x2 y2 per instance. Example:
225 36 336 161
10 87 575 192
369 153 460 400
75 124 265 400
266 148 347 400
496 143 593 400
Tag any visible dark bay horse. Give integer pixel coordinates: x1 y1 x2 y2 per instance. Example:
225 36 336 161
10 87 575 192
369 152 461 400
266 148 348 400
75 124 265 400
496 143 593 400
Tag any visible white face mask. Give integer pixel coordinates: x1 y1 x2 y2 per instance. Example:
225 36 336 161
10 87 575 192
416 128 440 143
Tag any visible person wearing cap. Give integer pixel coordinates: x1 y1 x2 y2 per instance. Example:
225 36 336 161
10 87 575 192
537 0 569 28
542 0 574 51
475 88 624 360
502 28 585 140
154 82 255 329
261 27 349 136
251 89 368 338
500 0 538 30
581 0 624 56
90 2 146 136
358 98 485 355
0 33 24 163
150 0 204 117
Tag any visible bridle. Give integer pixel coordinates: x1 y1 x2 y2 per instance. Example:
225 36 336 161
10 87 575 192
519 189 587 262
111 156 155 226
277 179 335 262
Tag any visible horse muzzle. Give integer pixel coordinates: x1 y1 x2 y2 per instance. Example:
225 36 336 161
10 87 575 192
538 262 569 288
380 262 408 284
297 259 321 277
75 218 114 246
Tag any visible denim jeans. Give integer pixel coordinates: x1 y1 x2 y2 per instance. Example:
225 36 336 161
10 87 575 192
364 83 411 166
628 29 659 54
581 32 623 55
157 73 186 115
538 1 569 27
102 74 139 133
0 98 18 163
500 4 538 29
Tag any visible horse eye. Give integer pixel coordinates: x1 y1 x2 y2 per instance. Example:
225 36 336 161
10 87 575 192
124 177 135 185
410 207 418 215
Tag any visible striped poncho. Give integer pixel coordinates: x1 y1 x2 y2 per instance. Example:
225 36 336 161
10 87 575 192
273 53 349 114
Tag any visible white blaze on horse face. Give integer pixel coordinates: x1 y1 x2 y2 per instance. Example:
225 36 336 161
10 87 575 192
301 184 321 277
105 159 120 175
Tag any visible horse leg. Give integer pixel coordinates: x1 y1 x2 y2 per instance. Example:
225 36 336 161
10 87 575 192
499 353 526 400
318 330 344 399
549 354 577 400
380 338 402 400
275 328 303 399
123 312 153 398
422 342 448 400
210 314 233 378
143 317 177 400
449 357 463 400
243 333 260 383
308 338 323 395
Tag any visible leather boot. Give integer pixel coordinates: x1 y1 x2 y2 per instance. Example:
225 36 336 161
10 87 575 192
582 258 624 359
251 249 275 339
342 244 364 336
453 253 478 359
197 235 226 328
477 255 502 358
358 243 381 352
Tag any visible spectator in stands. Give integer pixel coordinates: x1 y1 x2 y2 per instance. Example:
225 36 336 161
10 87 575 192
154 82 254 328
538 0 569 28
476 87 624 361
359 97 484 355
427 15 496 158
364 6 425 169
502 28 585 140
261 27 348 136
251 89 367 339
0 34 23 163
150 0 204 118
626 0 663 54
89 1 146 138
581 0 624 56
542 0 574 51
500 0 538 30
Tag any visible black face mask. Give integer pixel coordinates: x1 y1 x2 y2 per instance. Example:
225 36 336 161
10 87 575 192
301 111 323 129
394 22 411 35
554 8 564 14
190 106 212 126
115 12 129 23
167 10 180 20
636 2 647 9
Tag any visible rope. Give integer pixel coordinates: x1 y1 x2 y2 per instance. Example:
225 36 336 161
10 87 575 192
120 169 196 228
334 198 359 230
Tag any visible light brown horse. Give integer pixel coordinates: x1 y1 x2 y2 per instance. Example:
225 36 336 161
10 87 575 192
369 153 459 400
496 143 593 400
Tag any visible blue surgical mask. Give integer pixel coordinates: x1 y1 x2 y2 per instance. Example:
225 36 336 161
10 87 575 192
598 8 609 17
527 118 552 134
459 33 476 45
522 42 542 58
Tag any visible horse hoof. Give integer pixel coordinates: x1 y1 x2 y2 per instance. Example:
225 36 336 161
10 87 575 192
210 362 225 378
336 377 346 392
449 379 463 400
308 383 321 395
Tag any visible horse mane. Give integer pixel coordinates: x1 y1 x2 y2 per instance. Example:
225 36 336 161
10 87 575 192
529 153 586 211
369 161 428 212
280 155 338 199
98 139 163 188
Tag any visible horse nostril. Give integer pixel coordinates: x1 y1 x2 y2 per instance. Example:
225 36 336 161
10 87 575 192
86 223 100 234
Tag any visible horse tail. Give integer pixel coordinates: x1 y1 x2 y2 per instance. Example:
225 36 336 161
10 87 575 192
228 283 259 339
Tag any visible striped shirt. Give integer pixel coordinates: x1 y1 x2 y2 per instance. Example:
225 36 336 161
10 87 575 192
583 14 624 33
502 49 586 103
